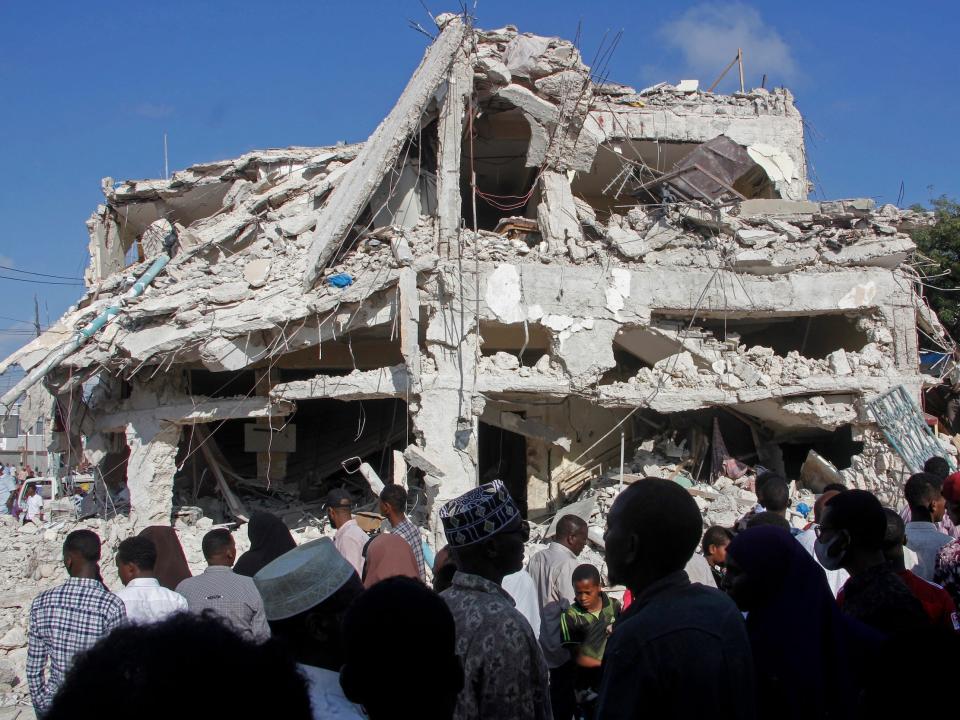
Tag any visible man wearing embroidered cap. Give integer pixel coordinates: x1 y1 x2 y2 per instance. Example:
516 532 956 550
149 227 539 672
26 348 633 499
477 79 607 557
439 479 552 720
254 538 365 720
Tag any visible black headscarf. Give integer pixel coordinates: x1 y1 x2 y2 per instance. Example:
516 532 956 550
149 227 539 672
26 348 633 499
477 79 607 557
234 511 297 577
727 526 875 720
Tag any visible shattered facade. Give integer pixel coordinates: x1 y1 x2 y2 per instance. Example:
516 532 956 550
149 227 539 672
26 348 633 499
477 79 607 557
0 14 951 542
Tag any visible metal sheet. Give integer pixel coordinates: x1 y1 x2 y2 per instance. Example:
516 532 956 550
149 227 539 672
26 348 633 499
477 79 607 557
867 385 953 473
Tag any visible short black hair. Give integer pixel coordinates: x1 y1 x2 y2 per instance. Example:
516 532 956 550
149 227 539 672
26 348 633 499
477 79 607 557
201 529 234 560
63 529 101 562
612 478 702 578
758 477 789 513
341 577 462 720
822 482 848 494
44 613 311 720
904 472 943 511
882 507 906 552
26 482 37 492
746 511 791 531
556 514 587 538
755 471 785 495
824 489 886 550
572 563 601 585
923 456 950 479
379 484 408 514
701 526 733 555
116 536 157 571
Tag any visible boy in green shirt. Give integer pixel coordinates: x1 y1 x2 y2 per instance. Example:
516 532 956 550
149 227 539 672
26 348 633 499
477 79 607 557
560 564 621 719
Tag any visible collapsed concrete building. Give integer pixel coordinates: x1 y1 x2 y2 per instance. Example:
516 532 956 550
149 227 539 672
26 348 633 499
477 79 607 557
0 14 951 541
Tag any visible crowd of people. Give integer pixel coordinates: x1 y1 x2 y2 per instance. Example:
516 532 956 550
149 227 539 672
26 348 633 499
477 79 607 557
20 459 960 719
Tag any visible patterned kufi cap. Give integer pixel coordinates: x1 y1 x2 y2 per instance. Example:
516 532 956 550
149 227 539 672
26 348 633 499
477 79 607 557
439 479 520 547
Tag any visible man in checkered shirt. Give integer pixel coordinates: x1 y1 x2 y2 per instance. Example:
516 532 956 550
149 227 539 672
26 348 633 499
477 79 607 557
28 529 126 714
379 484 425 581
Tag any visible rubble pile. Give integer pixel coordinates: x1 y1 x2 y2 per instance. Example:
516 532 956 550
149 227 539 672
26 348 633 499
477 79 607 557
448 198 931 274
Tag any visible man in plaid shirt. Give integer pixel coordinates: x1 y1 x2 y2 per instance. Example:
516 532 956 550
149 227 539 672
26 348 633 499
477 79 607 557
379 485 425 581
28 529 126 714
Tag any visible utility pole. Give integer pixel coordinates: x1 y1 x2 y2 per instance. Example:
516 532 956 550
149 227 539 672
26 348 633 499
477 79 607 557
33 295 41 338
164 132 169 180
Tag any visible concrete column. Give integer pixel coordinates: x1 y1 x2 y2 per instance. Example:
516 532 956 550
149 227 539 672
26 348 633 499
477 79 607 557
437 52 472 258
125 419 180 528
414 267 479 542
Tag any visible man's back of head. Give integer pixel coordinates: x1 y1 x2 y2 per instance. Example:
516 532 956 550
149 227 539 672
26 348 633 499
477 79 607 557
904 472 944 519
604 478 702 592
201 529 235 566
923 455 950 480
116 536 157 585
63 529 101 578
555 514 588 556
757 477 789 515
379 484 408 520
341 577 463 720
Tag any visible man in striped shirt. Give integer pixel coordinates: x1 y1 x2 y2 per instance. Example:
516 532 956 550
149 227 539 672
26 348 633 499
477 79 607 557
28 529 126 715
176 529 270 642
379 484 425 581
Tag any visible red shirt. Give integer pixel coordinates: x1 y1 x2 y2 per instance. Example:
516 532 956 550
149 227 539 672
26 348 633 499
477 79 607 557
895 569 960 632
837 568 960 632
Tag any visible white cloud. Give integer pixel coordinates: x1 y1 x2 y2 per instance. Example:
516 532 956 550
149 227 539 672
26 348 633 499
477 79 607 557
0 256 13 268
658 3 798 89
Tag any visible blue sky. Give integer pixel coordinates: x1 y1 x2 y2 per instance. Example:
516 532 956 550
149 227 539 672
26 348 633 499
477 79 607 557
0 0 957 367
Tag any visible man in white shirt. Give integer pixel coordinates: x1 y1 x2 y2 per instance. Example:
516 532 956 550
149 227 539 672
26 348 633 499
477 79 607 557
502 569 542 639
904 472 952 581
324 489 368 577
527 513 588 720
23 483 43 525
115 536 187 623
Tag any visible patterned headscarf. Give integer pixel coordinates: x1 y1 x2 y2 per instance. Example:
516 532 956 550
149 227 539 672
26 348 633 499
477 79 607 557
440 479 520 547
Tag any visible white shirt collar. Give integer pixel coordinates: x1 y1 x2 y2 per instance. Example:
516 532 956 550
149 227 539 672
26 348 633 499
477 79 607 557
126 577 161 588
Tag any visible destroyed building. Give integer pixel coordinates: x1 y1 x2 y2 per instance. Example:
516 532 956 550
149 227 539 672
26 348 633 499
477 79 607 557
0 14 952 542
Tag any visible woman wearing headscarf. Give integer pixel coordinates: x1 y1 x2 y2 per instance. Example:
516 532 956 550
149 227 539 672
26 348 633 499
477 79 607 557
361 533 420 589
724 525 877 719
234 511 297 577
138 526 192 590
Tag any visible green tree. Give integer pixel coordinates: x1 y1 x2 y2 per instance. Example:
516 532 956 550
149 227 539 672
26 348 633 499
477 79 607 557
911 196 960 339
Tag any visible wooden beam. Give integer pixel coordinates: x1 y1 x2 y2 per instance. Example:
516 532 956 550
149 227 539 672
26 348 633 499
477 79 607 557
302 18 466 289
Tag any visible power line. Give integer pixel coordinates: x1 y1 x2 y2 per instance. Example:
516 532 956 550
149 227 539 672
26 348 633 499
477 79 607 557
0 274 83 286
0 315 36 326
0 265 83 281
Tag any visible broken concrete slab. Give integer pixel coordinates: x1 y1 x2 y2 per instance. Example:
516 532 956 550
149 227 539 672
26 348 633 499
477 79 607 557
738 199 821 217
403 445 446 478
536 172 585 259
243 258 271 288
